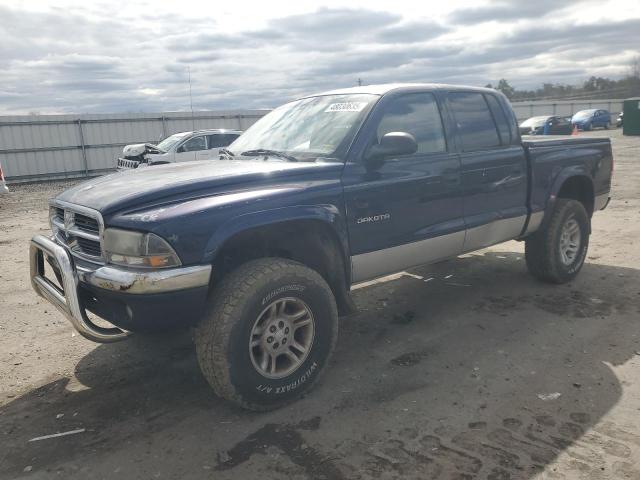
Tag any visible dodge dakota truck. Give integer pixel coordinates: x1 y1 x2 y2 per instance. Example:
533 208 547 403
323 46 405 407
30 84 612 410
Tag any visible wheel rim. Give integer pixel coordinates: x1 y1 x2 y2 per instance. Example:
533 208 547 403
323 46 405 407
249 297 315 379
559 216 581 266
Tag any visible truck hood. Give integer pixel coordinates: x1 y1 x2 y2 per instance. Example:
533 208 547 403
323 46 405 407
56 159 343 214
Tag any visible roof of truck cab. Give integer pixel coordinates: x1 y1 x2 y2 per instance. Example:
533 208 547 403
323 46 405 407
307 83 498 97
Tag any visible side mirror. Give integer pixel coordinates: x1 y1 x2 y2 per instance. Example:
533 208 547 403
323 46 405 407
366 132 418 161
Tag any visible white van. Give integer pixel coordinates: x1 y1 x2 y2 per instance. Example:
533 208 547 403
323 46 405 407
117 129 242 170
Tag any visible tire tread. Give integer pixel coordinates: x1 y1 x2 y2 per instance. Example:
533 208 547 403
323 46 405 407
195 258 337 411
525 199 588 284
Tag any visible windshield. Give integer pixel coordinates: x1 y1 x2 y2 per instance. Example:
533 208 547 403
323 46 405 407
156 132 190 152
573 110 596 120
228 94 378 160
520 116 549 127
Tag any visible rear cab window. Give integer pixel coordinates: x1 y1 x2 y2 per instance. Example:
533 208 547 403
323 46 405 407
447 92 501 151
484 94 513 145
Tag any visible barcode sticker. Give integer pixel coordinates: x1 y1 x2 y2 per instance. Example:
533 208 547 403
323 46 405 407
324 102 367 113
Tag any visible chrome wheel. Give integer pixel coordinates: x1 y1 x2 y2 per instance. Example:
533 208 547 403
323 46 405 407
249 297 315 379
559 216 581 265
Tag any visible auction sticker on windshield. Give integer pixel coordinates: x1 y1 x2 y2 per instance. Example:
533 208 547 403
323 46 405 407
324 102 368 112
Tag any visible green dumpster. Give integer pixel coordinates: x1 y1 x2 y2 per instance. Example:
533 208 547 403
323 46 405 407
623 97 640 136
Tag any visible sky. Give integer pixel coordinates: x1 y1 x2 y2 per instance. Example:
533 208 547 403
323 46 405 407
0 0 638 114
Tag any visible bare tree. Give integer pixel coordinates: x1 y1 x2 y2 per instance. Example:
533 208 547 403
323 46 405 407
629 55 640 79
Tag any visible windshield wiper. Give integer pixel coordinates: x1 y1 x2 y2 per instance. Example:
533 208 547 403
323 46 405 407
241 149 298 162
219 148 235 159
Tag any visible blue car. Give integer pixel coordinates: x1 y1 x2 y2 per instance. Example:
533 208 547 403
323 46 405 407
571 109 611 131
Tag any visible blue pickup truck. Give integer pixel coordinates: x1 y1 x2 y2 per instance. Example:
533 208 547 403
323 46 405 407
30 84 612 410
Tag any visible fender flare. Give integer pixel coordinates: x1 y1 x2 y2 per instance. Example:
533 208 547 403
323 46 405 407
541 167 594 231
202 204 351 266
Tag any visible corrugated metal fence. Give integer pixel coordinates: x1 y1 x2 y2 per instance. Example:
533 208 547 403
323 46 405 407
0 110 267 183
511 98 624 121
0 99 626 183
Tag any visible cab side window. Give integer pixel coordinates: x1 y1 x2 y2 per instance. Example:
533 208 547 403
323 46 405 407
484 94 512 145
376 93 446 155
180 136 206 152
448 92 501 151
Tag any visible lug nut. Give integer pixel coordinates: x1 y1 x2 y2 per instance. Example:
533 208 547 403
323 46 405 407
267 336 274 343
269 325 276 333
273 342 279 349
282 338 287 344
284 327 290 334
278 321 284 328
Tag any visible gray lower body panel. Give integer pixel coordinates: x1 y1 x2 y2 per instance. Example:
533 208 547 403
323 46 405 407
351 230 465 284
350 214 528 284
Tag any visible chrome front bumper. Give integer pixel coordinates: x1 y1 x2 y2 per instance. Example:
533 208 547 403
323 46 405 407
30 235 212 343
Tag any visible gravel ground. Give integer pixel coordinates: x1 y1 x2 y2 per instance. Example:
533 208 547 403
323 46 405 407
1 128 640 480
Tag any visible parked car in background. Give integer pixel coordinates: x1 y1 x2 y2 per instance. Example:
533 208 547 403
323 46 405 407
117 129 242 170
616 112 623 128
0 161 9 194
571 109 611 131
519 115 572 135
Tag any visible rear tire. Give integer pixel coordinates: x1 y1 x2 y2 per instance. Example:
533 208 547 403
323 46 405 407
195 258 338 411
525 199 590 284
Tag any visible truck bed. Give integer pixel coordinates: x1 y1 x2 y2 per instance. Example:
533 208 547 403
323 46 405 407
523 136 613 221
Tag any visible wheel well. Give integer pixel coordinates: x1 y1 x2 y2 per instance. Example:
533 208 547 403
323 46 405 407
213 220 355 315
557 176 594 217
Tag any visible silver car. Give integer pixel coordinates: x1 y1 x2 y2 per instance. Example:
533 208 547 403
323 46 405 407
117 129 242 170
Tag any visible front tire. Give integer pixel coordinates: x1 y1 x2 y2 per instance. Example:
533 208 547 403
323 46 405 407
525 199 590 284
195 258 338 410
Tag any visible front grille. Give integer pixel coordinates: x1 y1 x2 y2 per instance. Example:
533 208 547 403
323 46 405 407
76 237 102 257
74 213 99 234
51 203 104 264
117 158 139 169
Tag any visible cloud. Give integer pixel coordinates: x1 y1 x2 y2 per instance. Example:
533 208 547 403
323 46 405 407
449 0 575 24
0 2 638 115
376 21 449 44
268 7 401 38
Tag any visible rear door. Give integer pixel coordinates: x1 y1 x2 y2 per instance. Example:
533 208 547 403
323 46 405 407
446 91 527 252
342 91 465 283
205 133 241 158
596 110 610 127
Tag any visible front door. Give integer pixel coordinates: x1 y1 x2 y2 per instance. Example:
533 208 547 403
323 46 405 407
342 91 465 283
175 135 206 162
445 91 528 252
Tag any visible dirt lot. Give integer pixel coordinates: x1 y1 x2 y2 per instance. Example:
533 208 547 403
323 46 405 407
1 129 639 480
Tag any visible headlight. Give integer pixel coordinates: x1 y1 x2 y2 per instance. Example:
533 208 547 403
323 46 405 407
103 228 181 268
